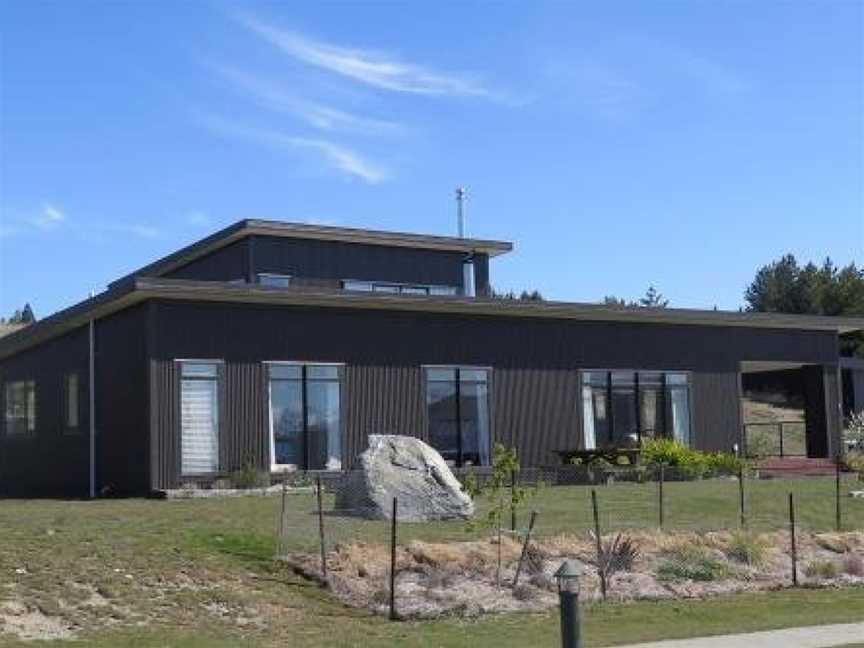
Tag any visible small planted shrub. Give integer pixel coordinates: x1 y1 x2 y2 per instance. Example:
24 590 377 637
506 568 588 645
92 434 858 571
842 553 864 577
590 532 640 580
657 545 731 582
804 559 839 579
641 439 742 480
724 531 769 567
230 460 270 489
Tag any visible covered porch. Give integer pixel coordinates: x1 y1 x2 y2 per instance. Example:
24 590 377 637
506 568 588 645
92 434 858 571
740 361 840 459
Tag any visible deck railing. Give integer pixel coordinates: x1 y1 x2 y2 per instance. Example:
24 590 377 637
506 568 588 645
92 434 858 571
744 421 807 458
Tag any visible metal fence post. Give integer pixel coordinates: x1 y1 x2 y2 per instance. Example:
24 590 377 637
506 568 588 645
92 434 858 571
389 497 398 621
513 510 538 588
789 492 798 587
835 455 842 532
278 478 288 556
738 464 746 528
510 468 518 533
316 476 327 581
591 489 606 600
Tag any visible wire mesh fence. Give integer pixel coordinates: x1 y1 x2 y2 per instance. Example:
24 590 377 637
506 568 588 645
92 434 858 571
271 464 864 607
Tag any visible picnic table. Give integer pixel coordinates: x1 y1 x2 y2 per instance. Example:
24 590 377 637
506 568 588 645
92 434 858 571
553 447 642 466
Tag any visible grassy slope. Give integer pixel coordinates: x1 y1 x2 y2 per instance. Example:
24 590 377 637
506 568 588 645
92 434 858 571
1 477 863 647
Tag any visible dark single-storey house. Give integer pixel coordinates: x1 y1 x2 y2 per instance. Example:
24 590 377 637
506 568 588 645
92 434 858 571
1 219 862 497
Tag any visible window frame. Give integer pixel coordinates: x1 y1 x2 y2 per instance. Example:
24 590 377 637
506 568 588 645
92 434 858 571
579 369 693 448
422 364 493 467
176 359 224 477
341 279 458 296
265 361 345 472
3 379 36 438
257 273 292 288
63 372 81 435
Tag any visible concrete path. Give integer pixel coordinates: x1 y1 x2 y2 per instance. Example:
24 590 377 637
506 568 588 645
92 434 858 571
617 622 864 648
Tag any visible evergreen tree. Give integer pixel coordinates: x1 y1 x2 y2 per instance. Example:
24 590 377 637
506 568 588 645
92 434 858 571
745 255 864 357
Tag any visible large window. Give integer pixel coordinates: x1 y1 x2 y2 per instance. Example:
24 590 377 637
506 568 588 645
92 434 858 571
582 370 691 449
269 363 342 471
425 367 491 466
342 280 458 296
64 373 79 432
4 380 35 436
180 362 221 475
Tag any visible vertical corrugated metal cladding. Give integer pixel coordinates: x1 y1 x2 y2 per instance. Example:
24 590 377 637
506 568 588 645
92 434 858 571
96 303 150 495
146 300 842 489
691 371 741 453
0 326 90 496
224 361 268 471
345 365 423 461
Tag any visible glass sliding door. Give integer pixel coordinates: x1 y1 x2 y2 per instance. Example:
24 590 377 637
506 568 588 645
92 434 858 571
425 367 491 466
638 372 664 440
269 365 304 469
180 362 220 475
269 363 342 471
581 370 692 448
611 371 637 446
306 366 342 470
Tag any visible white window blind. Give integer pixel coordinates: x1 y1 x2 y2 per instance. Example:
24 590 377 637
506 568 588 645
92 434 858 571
180 363 219 474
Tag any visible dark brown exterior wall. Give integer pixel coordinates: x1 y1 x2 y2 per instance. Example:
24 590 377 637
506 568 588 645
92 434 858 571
0 304 152 497
249 235 468 290
96 303 151 495
166 239 251 283
147 299 840 489
0 326 90 496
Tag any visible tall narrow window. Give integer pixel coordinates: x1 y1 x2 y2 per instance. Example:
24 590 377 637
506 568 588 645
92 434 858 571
610 371 637 446
425 367 491 466
581 372 608 450
180 362 220 475
638 372 664 440
665 373 692 446
64 373 79 432
4 380 35 436
269 364 342 470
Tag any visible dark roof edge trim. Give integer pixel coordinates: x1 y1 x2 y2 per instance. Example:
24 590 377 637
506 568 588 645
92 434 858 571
3 278 862 361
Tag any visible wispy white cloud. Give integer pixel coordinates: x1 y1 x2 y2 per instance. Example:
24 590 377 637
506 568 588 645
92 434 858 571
237 15 492 99
196 112 389 184
184 210 212 227
125 224 160 239
213 66 404 136
32 203 66 229
545 40 749 119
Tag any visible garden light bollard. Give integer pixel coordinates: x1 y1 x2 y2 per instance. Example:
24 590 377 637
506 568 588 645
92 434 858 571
554 559 584 648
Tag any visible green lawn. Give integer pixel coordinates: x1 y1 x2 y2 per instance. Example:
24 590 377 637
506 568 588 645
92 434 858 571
0 476 863 647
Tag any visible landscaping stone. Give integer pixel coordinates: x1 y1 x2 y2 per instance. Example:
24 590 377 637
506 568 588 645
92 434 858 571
334 435 474 521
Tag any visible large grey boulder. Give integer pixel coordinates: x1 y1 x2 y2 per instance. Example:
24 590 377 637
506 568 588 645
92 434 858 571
335 435 474 521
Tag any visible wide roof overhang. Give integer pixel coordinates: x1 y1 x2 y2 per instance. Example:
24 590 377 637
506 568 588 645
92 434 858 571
2 277 862 361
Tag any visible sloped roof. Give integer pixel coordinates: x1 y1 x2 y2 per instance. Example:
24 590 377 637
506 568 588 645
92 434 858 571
109 219 514 289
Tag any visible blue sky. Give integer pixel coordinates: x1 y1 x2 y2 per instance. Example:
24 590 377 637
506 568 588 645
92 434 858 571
1 1 862 318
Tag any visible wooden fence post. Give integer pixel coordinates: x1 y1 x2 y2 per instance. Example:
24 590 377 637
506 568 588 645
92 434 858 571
316 477 327 581
789 492 798 587
510 468 518 533
591 489 607 600
389 497 398 621
513 510 538 589
835 455 842 532
278 479 288 556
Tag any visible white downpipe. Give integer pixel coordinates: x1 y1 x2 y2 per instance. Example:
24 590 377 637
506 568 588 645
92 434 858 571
89 317 95 499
